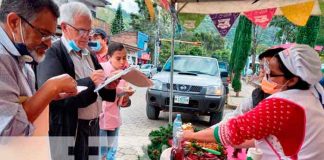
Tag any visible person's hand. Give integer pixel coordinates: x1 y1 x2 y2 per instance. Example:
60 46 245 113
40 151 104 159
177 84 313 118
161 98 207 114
49 74 77 99
121 95 130 107
182 129 195 141
90 69 106 86
124 86 135 96
105 70 121 89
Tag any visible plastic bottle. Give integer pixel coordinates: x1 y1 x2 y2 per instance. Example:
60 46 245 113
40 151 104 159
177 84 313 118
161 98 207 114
172 114 182 145
171 114 184 160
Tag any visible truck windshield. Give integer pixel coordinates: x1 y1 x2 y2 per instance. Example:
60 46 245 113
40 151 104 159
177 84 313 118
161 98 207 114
163 56 219 76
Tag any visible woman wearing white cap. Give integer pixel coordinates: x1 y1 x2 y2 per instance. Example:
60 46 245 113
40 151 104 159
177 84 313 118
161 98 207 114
183 44 324 160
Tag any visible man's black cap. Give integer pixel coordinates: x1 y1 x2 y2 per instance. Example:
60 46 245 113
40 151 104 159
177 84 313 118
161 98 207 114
93 28 108 39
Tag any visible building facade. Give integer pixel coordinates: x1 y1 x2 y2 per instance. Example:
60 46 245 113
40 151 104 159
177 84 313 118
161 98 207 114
111 31 151 65
54 0 111 34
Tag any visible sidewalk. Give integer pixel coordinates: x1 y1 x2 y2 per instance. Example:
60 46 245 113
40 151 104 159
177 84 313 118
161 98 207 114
225 81 255 110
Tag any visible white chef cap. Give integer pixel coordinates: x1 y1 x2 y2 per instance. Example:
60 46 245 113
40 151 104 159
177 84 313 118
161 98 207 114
278 44 324 105
278 44 322 85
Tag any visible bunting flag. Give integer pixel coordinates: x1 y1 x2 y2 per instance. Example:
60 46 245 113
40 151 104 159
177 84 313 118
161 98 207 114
210 13 240 37
160 0 170 11
243 8 276 29
178 13 206 31
280 1 315 26
145 0 155 21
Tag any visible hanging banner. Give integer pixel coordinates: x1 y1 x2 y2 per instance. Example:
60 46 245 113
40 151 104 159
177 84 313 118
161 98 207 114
243 8 276 29
145 0 155 21
210 13 240 37
160 0 170 11
280 1 315 26
178 13 205 31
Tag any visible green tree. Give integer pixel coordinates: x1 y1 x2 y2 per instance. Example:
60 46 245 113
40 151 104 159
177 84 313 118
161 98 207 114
250 24 264 73
296 16 320 47
212 49 231 62
316 1 324 46
230 16 252 96
192 32 225 55
269 16 298 43
256 45 268 55
189 47 203 56
130 0 174 64
229 17 244 73
159 41 171 64
232 73 242 96
174 32 224 57
111 4 125 35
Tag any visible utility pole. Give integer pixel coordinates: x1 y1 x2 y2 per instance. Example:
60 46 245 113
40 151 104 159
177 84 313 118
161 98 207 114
154 7 161 67
169 2 177 124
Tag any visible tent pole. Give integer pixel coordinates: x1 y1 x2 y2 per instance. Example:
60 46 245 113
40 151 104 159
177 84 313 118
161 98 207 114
169 2 177 124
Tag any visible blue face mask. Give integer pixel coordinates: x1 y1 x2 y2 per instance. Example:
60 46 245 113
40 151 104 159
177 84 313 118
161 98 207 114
88 41 101 52
68 40 81 52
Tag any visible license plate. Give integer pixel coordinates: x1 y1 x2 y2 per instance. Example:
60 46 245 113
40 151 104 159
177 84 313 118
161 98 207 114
174 95 190 104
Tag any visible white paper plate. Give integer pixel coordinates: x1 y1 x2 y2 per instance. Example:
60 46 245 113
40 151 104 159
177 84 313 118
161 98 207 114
77 86 88 93
58 86 88 99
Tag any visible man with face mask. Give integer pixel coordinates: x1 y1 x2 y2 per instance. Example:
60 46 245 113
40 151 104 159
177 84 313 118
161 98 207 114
90 28 109 63
37 2 119 160
0 0 78 136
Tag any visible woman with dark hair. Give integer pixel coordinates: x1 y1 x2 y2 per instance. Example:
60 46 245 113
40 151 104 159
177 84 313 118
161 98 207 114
99 43 135 160
183 44 324 159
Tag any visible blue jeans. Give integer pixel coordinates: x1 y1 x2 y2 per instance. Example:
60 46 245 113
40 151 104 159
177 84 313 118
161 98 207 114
99 128 119 160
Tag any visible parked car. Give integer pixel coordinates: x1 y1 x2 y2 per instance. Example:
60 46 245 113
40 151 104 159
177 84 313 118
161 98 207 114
146 55 227 125
140 64 157 78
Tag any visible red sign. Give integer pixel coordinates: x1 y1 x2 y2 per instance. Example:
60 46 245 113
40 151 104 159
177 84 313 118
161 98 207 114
243 8 276 29
141 53 151 60
160 0 170 11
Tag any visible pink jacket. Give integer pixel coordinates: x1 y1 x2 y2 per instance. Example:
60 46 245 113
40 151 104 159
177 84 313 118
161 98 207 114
99 61 127 130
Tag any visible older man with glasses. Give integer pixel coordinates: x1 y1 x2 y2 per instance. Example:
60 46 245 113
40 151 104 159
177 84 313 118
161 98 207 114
37 2 119 160
0 0 78 136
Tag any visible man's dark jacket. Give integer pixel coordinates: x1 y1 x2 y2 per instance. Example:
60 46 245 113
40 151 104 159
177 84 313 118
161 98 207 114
37 40 116 137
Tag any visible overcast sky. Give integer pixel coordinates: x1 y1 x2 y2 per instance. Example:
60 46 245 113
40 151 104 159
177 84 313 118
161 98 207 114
108 0 139 13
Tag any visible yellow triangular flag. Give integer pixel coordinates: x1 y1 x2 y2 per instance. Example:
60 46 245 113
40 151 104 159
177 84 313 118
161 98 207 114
145 0 155 21
280 0 315 26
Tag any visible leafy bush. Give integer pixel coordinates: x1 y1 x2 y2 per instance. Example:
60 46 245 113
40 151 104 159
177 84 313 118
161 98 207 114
143 124 173 160
232 73 242 93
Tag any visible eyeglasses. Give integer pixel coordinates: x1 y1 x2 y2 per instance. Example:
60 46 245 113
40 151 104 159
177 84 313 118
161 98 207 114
263 57 285 78
65 23 91 36
19 15 57 41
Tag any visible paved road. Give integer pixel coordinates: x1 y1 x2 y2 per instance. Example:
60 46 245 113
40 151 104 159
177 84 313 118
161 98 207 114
116 82 255 159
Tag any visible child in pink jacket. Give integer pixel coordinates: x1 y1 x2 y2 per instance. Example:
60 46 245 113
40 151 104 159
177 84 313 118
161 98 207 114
99 43 134 160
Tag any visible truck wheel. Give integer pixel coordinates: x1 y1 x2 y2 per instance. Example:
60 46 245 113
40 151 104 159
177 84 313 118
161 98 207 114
146 104 160 120
209 111 223 125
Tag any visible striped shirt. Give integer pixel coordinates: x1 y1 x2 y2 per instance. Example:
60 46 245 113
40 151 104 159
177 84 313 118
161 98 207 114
0 26 35 136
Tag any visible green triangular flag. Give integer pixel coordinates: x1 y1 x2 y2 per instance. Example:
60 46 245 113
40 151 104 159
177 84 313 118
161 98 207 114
178 13 205 31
